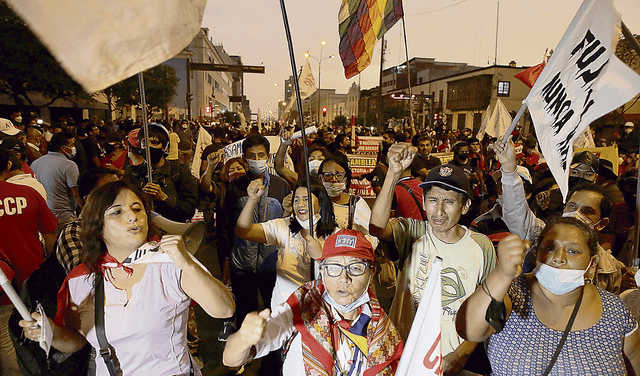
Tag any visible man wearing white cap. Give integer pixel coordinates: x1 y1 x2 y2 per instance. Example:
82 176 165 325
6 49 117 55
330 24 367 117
0 118 20 139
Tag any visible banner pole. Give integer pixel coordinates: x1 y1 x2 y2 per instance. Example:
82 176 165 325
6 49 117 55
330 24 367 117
501 103 527 143
278 0 313 237
401 17 414 125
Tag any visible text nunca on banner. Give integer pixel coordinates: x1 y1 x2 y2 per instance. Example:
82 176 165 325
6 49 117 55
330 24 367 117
524 0 640 200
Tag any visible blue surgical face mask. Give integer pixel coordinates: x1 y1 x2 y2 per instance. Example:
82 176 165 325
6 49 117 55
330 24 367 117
322 287 370 313
534 262 587 295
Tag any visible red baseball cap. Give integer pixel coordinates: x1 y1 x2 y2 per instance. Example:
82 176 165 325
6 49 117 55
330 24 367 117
128 129 140 148
319 229 374 262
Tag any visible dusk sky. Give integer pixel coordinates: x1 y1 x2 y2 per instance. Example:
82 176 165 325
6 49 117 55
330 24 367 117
202 0 640 118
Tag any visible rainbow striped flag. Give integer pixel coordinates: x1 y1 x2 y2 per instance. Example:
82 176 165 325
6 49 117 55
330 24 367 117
338 0 403 79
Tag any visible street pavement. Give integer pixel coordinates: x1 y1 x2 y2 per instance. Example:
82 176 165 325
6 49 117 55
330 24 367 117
192 238 263 376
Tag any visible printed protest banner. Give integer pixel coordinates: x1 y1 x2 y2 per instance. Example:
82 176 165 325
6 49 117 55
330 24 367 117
524 0 640 200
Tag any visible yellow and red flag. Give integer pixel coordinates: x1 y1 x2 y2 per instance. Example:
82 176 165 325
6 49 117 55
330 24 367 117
338 0 403 79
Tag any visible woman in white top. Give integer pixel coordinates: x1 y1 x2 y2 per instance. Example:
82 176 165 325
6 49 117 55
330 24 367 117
318 155 378 249
235 178 337 310
20 181 234 376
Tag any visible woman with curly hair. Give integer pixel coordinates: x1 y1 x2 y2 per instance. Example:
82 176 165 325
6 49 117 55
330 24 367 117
20 180 234 375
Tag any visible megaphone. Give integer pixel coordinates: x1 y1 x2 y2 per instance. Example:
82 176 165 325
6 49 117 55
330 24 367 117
150 212 206 255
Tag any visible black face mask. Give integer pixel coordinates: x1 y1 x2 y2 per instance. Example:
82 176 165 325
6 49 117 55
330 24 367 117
568 176 590 188
457 152 469 160
147 147 165 165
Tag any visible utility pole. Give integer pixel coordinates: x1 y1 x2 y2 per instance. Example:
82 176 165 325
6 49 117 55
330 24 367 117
377 38 385 129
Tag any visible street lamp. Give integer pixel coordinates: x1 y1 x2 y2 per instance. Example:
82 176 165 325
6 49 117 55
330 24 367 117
305 41 335 125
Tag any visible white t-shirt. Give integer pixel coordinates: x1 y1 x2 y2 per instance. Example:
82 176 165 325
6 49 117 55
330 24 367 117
261 217 327 311
7 173 47 199
332 196 379 249
61 263 192 376
389 219 496 355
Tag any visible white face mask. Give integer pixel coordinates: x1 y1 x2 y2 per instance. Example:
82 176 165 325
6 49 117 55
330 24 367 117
14 116 22 124
562 210 599 229
295 213 320 230
323 181 346 197
247 159 268 175
308 159 322 177
534 262 587 295
65 146 76 159
322 284 370 313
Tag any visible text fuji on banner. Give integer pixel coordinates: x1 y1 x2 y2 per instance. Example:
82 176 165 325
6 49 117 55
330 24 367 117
524 0 640 200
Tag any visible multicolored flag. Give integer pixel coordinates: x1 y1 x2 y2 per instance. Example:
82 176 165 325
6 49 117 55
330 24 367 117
5 0 206 93
514 61 546 88
338 0 404 79
396 257 442 375
524 0 640 200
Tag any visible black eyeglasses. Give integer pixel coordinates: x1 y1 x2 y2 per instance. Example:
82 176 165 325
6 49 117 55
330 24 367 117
320 172 347 182
321 262 370 277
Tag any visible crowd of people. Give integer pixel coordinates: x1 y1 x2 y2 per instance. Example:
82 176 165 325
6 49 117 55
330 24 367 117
0 110 639 375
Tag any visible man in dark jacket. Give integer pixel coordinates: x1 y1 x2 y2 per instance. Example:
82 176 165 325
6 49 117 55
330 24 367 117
219 134 291 326
123 123 198 223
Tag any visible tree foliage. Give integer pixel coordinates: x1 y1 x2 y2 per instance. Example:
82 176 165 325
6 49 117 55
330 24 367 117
332 115 348 128
0 2 86 107
102 64 178 119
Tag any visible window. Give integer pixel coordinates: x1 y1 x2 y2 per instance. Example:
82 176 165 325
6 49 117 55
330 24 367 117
497 81 510 97
208 74 212 85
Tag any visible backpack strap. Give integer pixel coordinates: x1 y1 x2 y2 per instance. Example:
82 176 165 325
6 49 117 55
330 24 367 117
397 181 426 221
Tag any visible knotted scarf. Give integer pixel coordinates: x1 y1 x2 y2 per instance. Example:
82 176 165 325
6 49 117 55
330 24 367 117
286 279 403 376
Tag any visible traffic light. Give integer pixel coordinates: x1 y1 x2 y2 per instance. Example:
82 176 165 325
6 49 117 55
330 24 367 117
186 93 193 103
433 113 438 121
322 107 327 117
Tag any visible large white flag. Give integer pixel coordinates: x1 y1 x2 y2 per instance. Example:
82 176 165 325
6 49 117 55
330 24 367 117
486 98 513 139
524 0 640 200
476 104 492 141
396 257 442 376
283 57 317 120
191 126 212 178
5 0 206 93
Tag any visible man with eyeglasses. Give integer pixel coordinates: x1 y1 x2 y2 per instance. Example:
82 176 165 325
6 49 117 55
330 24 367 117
370 143 496 375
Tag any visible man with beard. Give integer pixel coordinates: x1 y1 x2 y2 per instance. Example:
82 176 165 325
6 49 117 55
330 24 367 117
123 123 197 223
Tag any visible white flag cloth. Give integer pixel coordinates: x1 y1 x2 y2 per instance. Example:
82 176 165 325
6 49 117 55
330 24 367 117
486 98 513 139
524 0 640 200
476 104 492 141
191 126 212 178
396 257 442 376
283 57 317 120
572 127 596 148
5 0 206 93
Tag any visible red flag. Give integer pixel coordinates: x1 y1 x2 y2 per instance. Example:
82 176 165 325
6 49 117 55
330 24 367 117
513 61 546 88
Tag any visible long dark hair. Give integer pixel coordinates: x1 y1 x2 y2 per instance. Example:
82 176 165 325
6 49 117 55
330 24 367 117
80 181 151 284
318 154 352 189
288 178 337 238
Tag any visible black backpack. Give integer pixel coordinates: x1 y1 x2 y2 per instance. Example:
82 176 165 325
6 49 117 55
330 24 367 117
8 255 92 376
